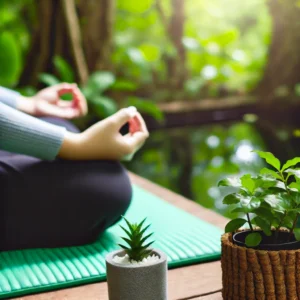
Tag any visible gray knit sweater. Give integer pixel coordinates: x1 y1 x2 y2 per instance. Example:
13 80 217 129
0 87 65 160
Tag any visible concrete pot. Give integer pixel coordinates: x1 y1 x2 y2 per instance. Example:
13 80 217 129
106 249 167 300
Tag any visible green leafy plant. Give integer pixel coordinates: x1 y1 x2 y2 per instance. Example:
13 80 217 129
119 217 154 262
39 56 163 121
219 150 300 247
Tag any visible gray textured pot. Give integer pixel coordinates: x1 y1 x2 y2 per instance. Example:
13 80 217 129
106 249 167 300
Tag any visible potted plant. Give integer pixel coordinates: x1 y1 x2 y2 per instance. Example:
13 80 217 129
219 150 300 299
106 217 168 300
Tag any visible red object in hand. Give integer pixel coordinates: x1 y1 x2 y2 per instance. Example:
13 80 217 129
57 87 81 111
129 116 141 134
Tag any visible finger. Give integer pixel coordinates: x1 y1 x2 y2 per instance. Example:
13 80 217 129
111 107 137 128
54 83 75 93
71 86 88 115
129 117 140 134
57 100 74 108
39 102 80 119
135 112 149 135
122 131 148 151
56 84 88 116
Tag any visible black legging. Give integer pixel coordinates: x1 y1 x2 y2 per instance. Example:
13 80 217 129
0 117 132 251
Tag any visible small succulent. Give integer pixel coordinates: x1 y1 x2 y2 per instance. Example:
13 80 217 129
119 217 154 262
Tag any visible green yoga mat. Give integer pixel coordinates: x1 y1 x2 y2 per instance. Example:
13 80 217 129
0 185 222 299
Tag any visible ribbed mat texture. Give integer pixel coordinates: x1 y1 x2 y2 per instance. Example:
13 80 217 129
0 185 222 299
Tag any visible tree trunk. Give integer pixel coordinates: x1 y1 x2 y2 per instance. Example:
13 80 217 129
79 0 115 72
19 0 57 86
19 0 115 87
168 0 186 89
256 0 300 105
156 0 187 94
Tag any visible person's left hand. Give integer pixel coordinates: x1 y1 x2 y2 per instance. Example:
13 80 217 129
33 83 88 118
17 83 88 119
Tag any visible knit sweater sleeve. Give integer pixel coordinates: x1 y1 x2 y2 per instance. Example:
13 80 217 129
0 86 19 108
0 102 66 160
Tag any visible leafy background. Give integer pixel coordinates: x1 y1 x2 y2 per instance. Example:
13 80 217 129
2 0 297 219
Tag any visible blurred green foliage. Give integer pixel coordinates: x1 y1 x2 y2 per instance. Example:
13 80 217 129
38 56 163 120
126 121 267 218
0 0 272 95
114 0 271 95
0 0 288 219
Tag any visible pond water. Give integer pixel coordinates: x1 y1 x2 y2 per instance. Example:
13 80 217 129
126 122 270 218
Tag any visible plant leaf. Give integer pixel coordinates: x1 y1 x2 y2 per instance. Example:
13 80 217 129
254 175 277 189
254 151 281 171
225 218 247 233
282 157 300 171
139 224 151 237
284 169 300 178
85 71 116 94
136 218 147 233
253 207 273 222
91 96 118 118
289 182 300 192
263 194 283 211
245 232 262 247
241 174 255 194
0 31 21 86
126 96 164 122
140 232 154 246
294 228 300 241
141 241 155 249
238 196 260 211
118 244 129 250
121 237 133 247
231 207 248 214
53 55 74 82
252 217 272 236
260 168 281 179
39 73 60 86
218 177 241 188
122 217 135 234
119 225 132 239
111 79 137 91
223 193 242 205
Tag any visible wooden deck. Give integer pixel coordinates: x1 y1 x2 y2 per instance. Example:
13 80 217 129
16 173 227 300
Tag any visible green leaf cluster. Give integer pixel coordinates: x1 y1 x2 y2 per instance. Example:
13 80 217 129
219 151 300 247
39 56 163 121
119 217 154 262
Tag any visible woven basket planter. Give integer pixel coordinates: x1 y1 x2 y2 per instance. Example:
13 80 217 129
221 232 300 300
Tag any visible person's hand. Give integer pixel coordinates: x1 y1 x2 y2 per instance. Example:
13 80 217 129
16 83 88 119
59 107 149 160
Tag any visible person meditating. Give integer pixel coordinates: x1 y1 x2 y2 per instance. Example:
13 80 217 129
0 83 149 251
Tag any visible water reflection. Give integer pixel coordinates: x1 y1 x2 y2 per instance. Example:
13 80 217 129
126 122 266 218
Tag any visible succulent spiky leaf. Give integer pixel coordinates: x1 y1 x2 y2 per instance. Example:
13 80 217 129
119 217 155 262
136 218 147 232
122 217 135 234
121 236 133 246
140 233 154 245
119 225 132 239
119 244 129 250
137 224 151 240
141 241 154 249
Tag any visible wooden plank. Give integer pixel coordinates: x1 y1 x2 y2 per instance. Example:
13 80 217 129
16 262 222 300
191 292 222 299
16 174 227 300
157 96 255 113
129 173 228 229
144 97 257 130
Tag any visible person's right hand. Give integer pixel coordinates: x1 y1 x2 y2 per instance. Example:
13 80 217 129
58 107 149 160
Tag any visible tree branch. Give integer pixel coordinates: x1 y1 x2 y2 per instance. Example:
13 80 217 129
62 0 89 84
